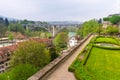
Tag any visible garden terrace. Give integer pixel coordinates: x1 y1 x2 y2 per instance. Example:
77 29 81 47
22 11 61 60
95 36 119 44
69 36 120 80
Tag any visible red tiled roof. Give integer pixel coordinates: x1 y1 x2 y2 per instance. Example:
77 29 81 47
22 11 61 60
29 38 52 44
0 45 17 62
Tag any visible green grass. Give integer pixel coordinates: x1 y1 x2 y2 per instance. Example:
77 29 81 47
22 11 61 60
0 64 39 80
95 37 118 44
69 59 93 80
86 47 120 80
69 36 120 80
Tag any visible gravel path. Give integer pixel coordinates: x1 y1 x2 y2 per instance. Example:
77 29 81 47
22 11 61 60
45 35 93 80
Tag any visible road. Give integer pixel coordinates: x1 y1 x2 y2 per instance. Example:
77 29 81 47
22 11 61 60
45 35 94 80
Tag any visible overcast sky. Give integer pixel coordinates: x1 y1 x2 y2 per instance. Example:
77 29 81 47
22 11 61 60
0 0 120 21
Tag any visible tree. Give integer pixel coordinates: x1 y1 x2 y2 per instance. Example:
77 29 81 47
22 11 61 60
11 40 50 68
8 33 14 41
0 17 7 37
5 18 9 27
77 20 100 38
8 23 25 34
0 23 7 37
33 27 47 31
106 26 119 35
109 15 120 24
21 19 28 24
21 19 35 24
103 17 109 21
0 64 38 80
0 17 4 23
25 27 31 38
53 32 68 52
8 33 14 44
49 46 59 61
98 18 102 24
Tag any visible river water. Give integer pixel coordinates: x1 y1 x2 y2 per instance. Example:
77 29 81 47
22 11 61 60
68 32 76 38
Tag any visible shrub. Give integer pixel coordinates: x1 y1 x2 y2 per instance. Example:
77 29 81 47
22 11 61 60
11 40 50 68
49 46 59 61
82 45 93 65
0 64 39 80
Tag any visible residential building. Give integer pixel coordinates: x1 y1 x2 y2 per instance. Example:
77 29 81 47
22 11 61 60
29 38 53 47
0 45 16 73
68 36 80 47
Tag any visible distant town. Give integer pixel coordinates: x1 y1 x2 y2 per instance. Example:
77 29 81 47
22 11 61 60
0 13 120 80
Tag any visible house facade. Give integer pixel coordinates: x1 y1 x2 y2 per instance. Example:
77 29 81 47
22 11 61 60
68 36 80 47
0 38 53 73
0 45 16 73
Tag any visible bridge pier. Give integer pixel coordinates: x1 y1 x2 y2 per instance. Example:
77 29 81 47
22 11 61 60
52 25 56 37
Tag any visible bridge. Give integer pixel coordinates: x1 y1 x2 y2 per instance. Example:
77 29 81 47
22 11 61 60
22 23 80 37
28 34 93 80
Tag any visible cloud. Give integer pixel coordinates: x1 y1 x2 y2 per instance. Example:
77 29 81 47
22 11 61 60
0 0 119 21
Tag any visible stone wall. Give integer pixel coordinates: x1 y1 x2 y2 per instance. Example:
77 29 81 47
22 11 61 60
27 34 92 80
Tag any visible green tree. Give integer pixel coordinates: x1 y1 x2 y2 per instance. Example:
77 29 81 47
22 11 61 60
11 40 50 68
33 27 47 31
0 17 7 37
21 19 35 24
106 26 119 35
103 17 109 21
109 15 120 24
25 27 31 38
8 23 25 34
8 33 13 41
5 18 9 27
77 20 100 38
0 64 38 80
49 46 59 61
0 24 7 37
8 33 14 44
53 32 68 52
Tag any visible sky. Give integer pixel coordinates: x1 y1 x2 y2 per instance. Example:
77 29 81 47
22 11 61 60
0 0 120 21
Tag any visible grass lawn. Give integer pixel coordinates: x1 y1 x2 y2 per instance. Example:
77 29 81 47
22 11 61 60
85 47 120 80
69 36 120 80
95 37 118 44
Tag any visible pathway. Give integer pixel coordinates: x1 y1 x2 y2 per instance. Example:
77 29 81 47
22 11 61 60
45 35 94 80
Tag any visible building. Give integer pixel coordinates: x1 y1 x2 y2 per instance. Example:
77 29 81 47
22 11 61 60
68 36 80 47
0 45 17 73
29 38 53 47
108 13 120 17
0 38 53 73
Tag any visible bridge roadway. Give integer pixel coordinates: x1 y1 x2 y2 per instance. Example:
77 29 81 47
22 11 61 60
45 35 94 80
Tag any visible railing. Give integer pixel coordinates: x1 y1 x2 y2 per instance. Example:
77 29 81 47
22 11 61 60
28 34 92 80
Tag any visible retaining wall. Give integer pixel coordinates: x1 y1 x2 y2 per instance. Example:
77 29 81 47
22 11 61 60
28 34 92 80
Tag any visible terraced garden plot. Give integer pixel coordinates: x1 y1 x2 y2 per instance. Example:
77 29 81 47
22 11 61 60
86 47 120 80
69 36 120 80
95 37 119 44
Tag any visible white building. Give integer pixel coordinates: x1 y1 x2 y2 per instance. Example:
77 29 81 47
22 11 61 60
68 36 79 47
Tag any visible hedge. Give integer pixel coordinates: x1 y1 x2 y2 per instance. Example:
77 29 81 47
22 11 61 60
82 45 93 65
93 44 120 50
68 44 94 80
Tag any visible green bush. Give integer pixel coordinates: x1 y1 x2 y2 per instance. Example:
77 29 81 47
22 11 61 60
69 59 93 80
69 44 94 80
11 40 50 68
95 36 120 45
49 47 59 61
0 64 39 80
82 45 93 65
93 44 120 50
